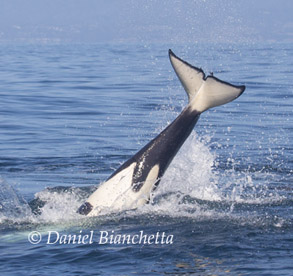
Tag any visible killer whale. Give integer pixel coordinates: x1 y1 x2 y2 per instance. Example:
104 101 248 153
77 49 245 217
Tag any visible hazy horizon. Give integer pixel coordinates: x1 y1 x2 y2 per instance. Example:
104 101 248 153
0 0 293 44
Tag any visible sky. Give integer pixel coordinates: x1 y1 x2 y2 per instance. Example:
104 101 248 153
0 0 292 44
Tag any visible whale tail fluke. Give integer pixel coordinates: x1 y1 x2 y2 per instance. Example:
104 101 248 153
190 75 245 113
169 49 245 112
169 49 204 103
77 50 245 217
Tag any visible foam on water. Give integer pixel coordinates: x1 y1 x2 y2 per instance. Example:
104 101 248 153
158 132 221 202
35 188 84 223
133 131 286 224
0 178 34 225
0 131 286 229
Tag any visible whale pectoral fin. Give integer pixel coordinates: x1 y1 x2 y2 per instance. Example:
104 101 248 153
169 49 205 103
191 76 245 113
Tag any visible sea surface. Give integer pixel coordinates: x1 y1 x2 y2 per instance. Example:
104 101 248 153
0 43 292 275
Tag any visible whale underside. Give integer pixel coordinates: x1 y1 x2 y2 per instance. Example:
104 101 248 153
76 49 245 217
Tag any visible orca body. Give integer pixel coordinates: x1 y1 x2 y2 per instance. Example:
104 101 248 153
77 50 245 217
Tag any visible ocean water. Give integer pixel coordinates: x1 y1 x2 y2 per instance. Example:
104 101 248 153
0 43 292 275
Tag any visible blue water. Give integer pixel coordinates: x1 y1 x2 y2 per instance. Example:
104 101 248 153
0 43 292 275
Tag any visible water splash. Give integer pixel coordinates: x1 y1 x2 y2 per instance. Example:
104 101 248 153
0 178 33 225
35 187 85 223
0 131 287 228
158 132 221 202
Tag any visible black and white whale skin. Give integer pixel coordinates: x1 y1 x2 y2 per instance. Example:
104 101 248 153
77 50 245 217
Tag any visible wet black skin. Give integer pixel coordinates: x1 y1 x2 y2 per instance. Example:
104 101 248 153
111 106 200 191
77 106 200 215
77 49 246 216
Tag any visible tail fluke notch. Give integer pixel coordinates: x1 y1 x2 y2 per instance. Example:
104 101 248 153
169 49 245 112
